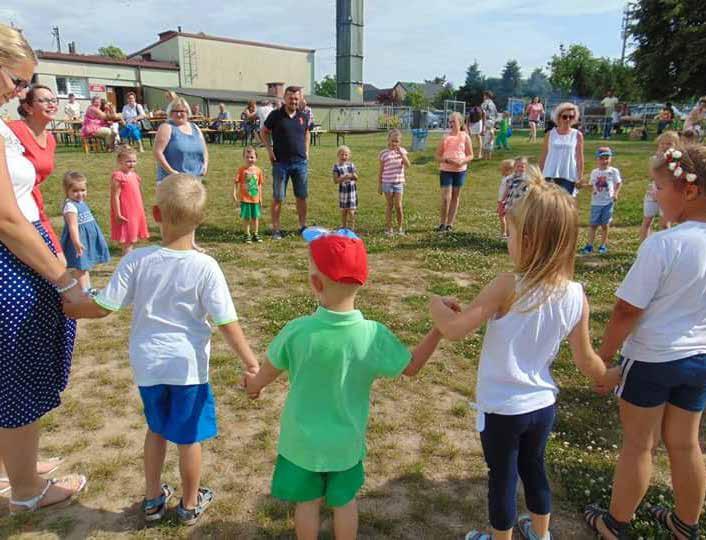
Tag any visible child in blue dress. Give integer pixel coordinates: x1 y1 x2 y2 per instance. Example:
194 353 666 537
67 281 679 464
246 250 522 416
60 171 110 293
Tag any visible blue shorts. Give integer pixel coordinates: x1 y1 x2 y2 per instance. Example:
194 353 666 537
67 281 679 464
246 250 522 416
272 160 308 201
616 354 706 411
119 123 142 141
440 170 468 188
381 182 404 194
590 203 614 226
138 383 217 444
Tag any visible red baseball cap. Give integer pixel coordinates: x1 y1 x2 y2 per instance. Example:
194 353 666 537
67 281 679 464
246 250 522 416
309 233 368 285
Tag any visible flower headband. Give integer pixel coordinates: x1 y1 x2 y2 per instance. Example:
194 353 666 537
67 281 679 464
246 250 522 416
664 148 697 183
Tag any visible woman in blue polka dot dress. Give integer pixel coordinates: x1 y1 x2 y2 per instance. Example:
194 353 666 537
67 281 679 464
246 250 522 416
0 25 87 513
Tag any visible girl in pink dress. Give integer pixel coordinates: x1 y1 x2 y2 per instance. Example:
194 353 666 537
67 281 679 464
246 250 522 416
110 145 149 254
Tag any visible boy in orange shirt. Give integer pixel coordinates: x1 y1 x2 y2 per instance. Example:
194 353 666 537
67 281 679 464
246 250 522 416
233 146 265 243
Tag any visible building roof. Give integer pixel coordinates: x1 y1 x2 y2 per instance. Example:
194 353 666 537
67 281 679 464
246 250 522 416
396 81 445 100
363 83 392 103
35 51 179 71
150 87 353 107
129 30 315 59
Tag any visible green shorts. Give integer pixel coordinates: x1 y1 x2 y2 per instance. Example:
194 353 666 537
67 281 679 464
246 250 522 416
271 454 364 507
240 202 261 220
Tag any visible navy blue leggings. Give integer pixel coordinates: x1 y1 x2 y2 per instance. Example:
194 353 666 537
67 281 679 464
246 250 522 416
480 404 555 531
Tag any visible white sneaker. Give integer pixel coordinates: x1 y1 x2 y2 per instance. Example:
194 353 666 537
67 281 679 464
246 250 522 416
397 229 406 236
385 229 394 237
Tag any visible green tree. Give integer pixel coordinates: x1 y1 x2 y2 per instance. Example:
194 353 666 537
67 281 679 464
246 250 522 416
97 45 126 60
629 0 706 100
425 75 448 85
403 83 429 109
432 83 456 108
500 60 522 97
314 74 337 98
457 61 485 105
524 68 553 98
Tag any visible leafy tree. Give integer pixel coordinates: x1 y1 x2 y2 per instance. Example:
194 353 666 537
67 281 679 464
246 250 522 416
425 75 448 85
314 74 337 98
97 45 126 60
524 68 552 98
403 83 430 109
457 61 485 105
432 83 457 108
629 0 706 100
500 60 522 97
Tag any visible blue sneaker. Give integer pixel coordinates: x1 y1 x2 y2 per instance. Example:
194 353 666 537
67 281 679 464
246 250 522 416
580 244 593 255
598 244 608 254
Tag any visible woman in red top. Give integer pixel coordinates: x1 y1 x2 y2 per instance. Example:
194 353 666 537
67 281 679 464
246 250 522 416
9 85 64 262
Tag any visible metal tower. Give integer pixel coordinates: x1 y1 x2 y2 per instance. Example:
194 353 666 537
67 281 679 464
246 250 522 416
336 0 364 103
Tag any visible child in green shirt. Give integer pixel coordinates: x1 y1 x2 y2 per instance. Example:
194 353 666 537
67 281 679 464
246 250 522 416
244 228 444 539
495 111 511 150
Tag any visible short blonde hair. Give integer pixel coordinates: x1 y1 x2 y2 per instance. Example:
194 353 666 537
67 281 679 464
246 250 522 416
506 168 578 312
500 159 515 174
0 24 36 67
156 174 207 231
449 112 465 130
388 128 402 141
243 145 257 158
551 102 580 124
62 171 87 195
116 144 137 161
169 97 191 116
337 145 351 157
656 130 680 149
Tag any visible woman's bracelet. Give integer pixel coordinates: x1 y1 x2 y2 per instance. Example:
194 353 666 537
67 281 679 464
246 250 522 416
56 278 79 294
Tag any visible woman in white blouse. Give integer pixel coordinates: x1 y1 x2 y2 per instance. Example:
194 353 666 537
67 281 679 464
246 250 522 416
540 102 585 197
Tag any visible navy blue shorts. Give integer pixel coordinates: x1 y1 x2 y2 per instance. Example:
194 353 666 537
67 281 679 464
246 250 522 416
616 354 706 411
139 383 218 444
273 160 308 201
439 170 468 188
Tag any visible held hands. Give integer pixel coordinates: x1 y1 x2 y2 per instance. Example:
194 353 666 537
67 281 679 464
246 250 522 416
242 364 261 399
594 366 621 395
267 148 276 163
117 215 128 223
433 295 462 313
74 242 85 257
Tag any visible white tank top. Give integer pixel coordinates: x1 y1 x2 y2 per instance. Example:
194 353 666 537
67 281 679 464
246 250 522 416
476 279 584 415
0 119 39 222
543 128 579 182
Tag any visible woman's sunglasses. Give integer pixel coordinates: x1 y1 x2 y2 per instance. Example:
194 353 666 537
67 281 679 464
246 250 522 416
561 114 576 120
0 66 31 92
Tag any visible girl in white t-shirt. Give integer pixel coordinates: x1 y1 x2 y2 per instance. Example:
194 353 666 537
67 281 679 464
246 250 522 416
585 145 706 540
640 131 679 242
431 170 606 540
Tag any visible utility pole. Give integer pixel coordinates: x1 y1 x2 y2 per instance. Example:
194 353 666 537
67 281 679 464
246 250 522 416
620 2 636 65
51 26 61 53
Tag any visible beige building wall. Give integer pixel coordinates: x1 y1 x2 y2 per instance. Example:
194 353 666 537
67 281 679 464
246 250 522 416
143 36 314 93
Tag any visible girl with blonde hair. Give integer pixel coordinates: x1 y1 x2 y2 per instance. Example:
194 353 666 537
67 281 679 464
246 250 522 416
431 171 607 540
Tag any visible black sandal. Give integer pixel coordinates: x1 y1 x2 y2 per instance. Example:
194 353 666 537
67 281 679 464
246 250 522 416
584 504 630 539
649 506 700 539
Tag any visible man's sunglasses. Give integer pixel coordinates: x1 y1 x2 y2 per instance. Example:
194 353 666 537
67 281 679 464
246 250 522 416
0 66 31 92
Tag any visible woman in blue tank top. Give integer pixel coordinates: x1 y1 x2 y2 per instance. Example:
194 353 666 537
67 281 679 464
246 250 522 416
154 98 208 182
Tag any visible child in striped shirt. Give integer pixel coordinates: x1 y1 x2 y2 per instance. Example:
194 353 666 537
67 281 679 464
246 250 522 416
378 129 411 236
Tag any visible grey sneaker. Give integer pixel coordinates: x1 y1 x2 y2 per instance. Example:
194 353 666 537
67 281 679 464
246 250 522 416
272 230 283 240
176 487 214 526
517 514 551 539
142 484 174 522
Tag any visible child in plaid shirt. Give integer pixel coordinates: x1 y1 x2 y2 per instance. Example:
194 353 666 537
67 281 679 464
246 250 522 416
332 145 358 230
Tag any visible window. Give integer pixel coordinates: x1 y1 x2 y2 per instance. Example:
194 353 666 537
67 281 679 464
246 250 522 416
55 77 89 98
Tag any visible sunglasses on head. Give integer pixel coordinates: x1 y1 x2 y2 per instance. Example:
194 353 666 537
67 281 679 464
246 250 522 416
0 66 31 92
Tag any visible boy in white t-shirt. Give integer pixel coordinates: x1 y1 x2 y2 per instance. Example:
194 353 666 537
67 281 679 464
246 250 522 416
64 174 260 525
585 145 706 540
580 147 622 255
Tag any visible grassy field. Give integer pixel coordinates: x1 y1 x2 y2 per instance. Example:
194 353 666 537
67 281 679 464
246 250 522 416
1 130 702 539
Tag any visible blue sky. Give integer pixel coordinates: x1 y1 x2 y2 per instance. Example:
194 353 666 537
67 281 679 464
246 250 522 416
1 0 628 88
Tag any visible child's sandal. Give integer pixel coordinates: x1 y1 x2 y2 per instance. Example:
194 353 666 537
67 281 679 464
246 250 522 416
464 531 492 540
649 506 700 540
584 503 629 539
142 484 174 522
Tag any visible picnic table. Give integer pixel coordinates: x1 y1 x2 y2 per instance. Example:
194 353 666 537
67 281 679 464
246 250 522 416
329 129 385 146
310 126 327 146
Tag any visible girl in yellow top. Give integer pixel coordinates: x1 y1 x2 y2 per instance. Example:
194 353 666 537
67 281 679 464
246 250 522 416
233 146 265 243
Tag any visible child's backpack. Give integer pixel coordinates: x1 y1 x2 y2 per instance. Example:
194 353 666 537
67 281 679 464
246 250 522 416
468 106 483 124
